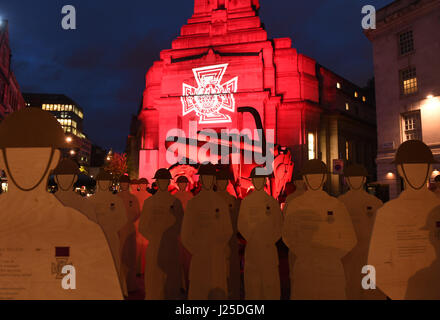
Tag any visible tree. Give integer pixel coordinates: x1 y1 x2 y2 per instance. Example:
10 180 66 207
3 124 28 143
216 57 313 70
104 152 128 179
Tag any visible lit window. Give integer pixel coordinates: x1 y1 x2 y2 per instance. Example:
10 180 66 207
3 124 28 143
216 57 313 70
402 111 422 141
79 111 83 119
399 30 414 55
345 103 350 111
336 82 341 89
308 133 316 160
400 67 418 95
362 96 366 102
354 92 358 98
42 104 46 110
346 141 349 161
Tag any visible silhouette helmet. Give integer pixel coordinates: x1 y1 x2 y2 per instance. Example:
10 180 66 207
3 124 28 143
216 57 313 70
0 108 70 148
393 140 439 164
52 158 80 176
198 163 217 176
154 169 172 180
249 167 273 179
301 159 328 176
139 178 149 185
176 176 189 184
344 164 368 177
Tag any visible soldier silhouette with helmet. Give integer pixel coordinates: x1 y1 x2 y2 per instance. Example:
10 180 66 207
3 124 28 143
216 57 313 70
90 168 128 296
282 159 356 300
0 108 123 299
139 168 184 300
181 163 232 300
216 168 241 300
238 167 283 300
338 164 385 300
172 175 194 293
282 170 307 298
131 178 151 276
117 175 140 294
174 176 193 210
53 158 98 223
368 140 440 299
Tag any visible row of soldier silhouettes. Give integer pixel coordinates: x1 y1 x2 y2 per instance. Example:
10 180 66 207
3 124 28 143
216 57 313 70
0 108 439 300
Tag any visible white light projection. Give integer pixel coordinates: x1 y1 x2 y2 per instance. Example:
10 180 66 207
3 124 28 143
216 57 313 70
181 64 238 124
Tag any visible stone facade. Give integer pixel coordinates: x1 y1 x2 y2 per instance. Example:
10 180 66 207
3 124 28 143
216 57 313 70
130 0 377 196
365 0 440 199
0 20 25 123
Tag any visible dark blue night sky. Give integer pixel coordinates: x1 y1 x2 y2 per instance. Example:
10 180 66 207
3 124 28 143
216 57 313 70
1 0 393 152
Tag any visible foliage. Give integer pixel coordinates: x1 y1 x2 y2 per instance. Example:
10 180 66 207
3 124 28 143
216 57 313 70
104 152 128 179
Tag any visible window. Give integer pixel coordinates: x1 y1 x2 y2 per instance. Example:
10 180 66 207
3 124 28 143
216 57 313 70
402 111 422 141
308 133 316 160
362 96 366 102
336 82 341 89
345 103 350 111
400 67 418 95
399 30 414 55
346 141 350 161
354 91 358 98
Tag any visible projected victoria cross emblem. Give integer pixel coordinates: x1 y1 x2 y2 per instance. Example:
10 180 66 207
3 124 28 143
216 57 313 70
181 64 238 124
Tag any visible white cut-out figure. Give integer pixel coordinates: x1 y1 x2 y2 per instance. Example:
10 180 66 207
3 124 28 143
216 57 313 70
181 163 233 300
174 176 194 211
238 168 282 300
216 169 241 300
282 175 307 298
173 176 194 294
283 160 357 300
338 164 385 300
53 159 97 223
139 169 184 300
118 175 140 293
405 206 440 299
369 140 440 300
91 169 128 297
0 108 122 299
132 179 151 276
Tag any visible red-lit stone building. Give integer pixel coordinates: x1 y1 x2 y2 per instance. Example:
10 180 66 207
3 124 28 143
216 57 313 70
128 0 377 197
0 19 25 123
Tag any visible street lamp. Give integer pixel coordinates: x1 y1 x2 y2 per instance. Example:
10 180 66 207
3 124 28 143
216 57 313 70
66 136 73 143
